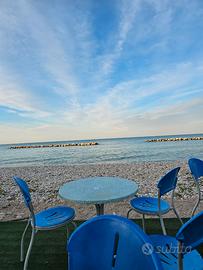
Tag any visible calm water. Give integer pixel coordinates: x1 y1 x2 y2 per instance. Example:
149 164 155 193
0 134 203 167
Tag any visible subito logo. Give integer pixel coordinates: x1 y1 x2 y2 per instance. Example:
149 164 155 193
142 243 154 255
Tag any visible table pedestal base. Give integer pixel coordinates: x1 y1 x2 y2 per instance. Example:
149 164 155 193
95 204 104 215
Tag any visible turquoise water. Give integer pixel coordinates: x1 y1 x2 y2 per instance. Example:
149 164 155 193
0 134 203 167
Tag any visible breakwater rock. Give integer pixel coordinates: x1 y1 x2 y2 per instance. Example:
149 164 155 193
10 142 98 149
145 137 203 142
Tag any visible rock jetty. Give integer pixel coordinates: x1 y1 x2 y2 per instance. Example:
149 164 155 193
145 137 203 142
10 142 98 149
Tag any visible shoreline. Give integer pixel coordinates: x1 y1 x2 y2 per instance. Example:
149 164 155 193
0 161 202 221
0 159 191 169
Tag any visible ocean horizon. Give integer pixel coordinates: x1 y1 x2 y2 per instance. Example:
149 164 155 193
0 133 203 167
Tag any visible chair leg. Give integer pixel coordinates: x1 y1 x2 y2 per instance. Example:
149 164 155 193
159 215 167 235
67 226 69 239
178 242 183 270
127 208 134 219
191 199 200 217
71 221 77 229
67 221 77 238
23 228 36 270
172 207 183 225
21 219 30 262
142 214 146 232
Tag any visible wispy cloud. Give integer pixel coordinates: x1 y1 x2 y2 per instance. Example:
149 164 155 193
0 67 51 119
18 0 80 98
0 0 95 102
96 0 140 79
0 0 203 143
58 60 203 135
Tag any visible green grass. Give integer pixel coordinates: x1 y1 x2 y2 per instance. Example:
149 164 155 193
0 218 202 270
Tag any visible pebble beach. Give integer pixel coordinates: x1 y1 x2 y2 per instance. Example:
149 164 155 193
0 161 202 221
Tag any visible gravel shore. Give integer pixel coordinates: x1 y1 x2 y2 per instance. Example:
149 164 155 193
0 161 202 221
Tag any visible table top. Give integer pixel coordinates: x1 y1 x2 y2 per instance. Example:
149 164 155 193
58 176 138 204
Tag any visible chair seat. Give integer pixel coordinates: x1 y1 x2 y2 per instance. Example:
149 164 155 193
32 206 75 229
150 234 203 270
130 196 170 215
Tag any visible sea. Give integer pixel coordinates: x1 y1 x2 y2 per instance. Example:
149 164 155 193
0 134 203 167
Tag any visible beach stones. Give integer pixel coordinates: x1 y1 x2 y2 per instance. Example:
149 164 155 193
0 161 202 221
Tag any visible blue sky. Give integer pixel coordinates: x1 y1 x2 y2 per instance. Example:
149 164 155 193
0 0 203 143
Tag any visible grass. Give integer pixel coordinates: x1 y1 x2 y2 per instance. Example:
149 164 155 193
0 218 202 270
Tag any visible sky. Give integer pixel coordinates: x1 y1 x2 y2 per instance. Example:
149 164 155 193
0 0 203 144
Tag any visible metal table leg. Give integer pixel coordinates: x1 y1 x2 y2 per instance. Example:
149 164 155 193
95 204 104 215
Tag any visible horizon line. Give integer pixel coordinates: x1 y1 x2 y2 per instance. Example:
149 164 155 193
1 132 203 146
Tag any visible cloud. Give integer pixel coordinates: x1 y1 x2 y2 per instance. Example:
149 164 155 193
96 0 141 78
18 0 80 97
0 0 95 103
58 60 203 136
93 0 174 80
0 67 51 119
1 91 202 144
0 0 203 143
91 61 203 113
141 98 203 120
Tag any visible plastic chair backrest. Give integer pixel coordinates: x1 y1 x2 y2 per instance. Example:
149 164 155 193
157 167 180 196
68 215 163 270
188 158 203 182
176 211 203 251
13 176 32 211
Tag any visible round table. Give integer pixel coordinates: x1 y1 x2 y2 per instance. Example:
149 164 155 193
59 177 138 215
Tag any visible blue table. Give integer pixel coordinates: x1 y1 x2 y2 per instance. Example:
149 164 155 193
59 177 138 215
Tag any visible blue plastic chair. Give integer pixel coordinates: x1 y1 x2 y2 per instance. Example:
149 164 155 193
13 176 76 270
150 211 203 270
127 167 183 235
67 215 163 270
188 158 203 216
